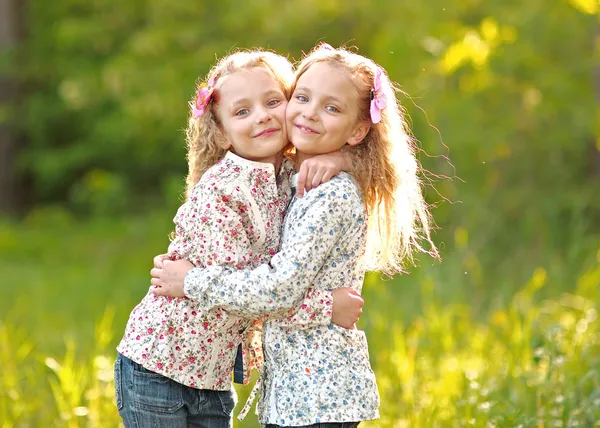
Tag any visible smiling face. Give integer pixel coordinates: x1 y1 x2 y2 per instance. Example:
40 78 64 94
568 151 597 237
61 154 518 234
215 68 288 165
286 61 370 159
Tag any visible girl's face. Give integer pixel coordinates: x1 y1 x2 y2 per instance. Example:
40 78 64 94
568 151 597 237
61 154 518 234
286 62 369 157
216 68 288 164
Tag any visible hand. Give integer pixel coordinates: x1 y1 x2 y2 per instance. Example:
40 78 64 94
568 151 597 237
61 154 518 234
153 253 169 269
150 259 194 298
296 151 350 197
331 288 364 329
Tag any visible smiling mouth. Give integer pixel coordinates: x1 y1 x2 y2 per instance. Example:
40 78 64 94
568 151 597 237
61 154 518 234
254 128 280 138
295 124 319 134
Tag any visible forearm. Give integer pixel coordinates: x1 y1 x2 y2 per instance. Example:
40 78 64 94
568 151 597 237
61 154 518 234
184 249 320 316
183 186 354 321
272 288 333 328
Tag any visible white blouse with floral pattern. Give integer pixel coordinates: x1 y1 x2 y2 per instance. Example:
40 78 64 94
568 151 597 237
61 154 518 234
116 152 333 390
183 172 380 424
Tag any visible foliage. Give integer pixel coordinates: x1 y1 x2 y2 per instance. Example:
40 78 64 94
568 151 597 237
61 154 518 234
1 213 599 427
1 0 599 426
5 0 597 288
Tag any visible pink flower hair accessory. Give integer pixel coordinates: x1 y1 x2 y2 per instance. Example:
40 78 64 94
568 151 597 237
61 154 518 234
192 78 215 118
369 68 387 124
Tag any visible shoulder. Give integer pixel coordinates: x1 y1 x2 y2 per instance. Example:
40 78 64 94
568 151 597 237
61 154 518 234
191 161 250 206
309 172 362 202
197 158 239 187
301 172 364 213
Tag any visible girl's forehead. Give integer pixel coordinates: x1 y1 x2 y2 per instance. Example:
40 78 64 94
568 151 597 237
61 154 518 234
219 69 281 92
299 62 352 84
299 61 335 77
296 62 357 97
219 68 272 85
214 68 286 104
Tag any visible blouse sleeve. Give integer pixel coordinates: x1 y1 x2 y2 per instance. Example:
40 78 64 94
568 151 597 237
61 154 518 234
182 182 360 320
269 288 333 328
184 181 334 327
187 187 255 269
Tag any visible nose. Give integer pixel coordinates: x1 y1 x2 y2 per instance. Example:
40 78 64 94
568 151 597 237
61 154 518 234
255 106 271 124
301 103 318 121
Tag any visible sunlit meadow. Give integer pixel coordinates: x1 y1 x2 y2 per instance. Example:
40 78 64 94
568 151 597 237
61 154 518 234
1 209 598 427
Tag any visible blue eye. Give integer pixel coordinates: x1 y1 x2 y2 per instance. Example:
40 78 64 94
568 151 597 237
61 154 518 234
235 109 249 116
296 95 309 103
326 105 340 113
267 99 281 107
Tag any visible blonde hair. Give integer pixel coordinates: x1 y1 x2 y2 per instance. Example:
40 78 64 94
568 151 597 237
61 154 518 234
294 44 439 274
184 50 295 198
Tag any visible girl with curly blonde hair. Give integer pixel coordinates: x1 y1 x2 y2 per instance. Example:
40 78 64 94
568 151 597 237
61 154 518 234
115 49 360 428
152 43 439 427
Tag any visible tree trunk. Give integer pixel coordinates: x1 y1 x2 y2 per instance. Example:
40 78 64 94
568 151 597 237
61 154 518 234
589 20 600 179
0 0 25 215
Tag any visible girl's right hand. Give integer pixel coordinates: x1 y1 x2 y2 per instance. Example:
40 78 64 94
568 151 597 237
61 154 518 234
153 253 169 269
331 288 364 329
295 150 353 198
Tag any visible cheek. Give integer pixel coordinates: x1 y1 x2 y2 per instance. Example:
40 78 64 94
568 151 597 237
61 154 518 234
274 105 287 122
323 118 342 134
333 118 353 136
285 104 299 122
230 121 249 138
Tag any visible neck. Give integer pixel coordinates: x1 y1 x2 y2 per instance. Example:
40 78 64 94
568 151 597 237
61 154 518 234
272 152 283 176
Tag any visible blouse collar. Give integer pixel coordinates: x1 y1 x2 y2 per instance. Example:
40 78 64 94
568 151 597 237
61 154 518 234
224 151 277 175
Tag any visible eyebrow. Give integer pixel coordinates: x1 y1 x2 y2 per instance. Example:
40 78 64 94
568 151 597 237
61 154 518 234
263 89 284 98
294 86 311 93
228 89 284 109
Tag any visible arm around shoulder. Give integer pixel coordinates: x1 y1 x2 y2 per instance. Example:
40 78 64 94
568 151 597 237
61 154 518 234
184 179 362 316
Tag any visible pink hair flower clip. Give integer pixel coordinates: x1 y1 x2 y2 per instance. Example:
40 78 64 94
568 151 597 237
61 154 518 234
192 78 215 118
370 68 387 124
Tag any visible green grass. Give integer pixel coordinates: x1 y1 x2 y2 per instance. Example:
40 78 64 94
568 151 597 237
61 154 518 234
1 208 599 427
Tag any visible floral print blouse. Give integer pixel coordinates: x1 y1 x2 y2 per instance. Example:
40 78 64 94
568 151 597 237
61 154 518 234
117 152 333 390
183 172 380 425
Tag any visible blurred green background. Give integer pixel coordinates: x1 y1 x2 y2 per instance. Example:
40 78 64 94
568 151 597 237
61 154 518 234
1 0 599 427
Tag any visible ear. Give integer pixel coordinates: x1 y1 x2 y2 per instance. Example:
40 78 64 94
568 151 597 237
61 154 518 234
347 122 371 146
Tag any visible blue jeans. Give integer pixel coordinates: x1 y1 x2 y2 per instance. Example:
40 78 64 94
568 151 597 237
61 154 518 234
114 353 236 428
266 424 360 428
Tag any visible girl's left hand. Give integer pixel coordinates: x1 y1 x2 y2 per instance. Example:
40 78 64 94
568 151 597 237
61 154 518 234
296 150 353 197
331 288 364 329
150 258 194 298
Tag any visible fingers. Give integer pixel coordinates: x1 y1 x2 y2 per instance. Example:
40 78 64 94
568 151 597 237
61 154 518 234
297 159 343 197
320 169 334 184
309 169 325 191
331 288 365 329
349 293 363 325
150 277 163 287
151 285 167 296
296 165 307 198
350 304 363 325
297 160 323 197
150 267 162 278
153 254 168 269
355 294 365 308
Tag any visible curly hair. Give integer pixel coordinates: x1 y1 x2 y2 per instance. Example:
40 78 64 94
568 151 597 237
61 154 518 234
293 44 439 274
184 50 295 198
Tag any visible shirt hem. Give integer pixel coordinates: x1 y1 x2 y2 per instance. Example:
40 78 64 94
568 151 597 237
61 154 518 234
116 346 233 391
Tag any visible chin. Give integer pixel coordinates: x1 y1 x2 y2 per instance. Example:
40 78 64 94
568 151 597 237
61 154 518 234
290 142 309 152
290 137 314 149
